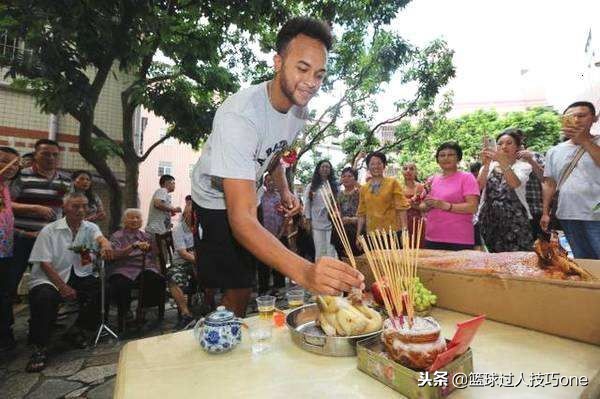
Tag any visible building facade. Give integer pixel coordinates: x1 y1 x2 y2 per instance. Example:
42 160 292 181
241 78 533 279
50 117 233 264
0 33 133 232
137 109 201 225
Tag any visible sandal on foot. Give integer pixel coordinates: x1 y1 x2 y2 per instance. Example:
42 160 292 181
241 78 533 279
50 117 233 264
26 350 47 373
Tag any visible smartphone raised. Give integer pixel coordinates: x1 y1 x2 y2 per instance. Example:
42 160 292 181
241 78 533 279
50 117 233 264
483 136 497 151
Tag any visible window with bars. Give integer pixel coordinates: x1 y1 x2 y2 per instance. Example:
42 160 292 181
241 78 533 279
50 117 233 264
158 161 173 177
0 31 34 82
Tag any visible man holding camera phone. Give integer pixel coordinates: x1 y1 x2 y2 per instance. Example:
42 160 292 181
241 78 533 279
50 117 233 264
541 101 600 259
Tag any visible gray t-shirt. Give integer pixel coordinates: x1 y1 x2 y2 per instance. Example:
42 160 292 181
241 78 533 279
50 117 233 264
171 221 197 266
544 136 600 221
145 188 172 234
191 81 308 209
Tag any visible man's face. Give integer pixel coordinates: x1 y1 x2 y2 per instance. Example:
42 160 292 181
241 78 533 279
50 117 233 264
564 106 597 136
21 155 33 169
34 144 60 171
0 151 19 180
274 34 328 108
123 211 143 230
64 197 88 222
164 179 176 193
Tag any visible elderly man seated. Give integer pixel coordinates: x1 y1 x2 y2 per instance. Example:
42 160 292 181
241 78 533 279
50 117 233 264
108 208 164 332
26 192 113 372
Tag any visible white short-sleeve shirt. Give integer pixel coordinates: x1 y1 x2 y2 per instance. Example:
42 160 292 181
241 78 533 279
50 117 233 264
145 188 172 234
544 136 600 220
191 81 308 210
28 218 103 290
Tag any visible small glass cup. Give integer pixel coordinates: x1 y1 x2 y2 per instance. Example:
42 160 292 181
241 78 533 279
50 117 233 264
256 295 276 321
250 318 272 354
286 289 305 309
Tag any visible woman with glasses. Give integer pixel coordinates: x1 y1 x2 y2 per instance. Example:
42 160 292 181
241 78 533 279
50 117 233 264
477 130 533 252
420 142 480 250
356 152 409 247
402 162 426 247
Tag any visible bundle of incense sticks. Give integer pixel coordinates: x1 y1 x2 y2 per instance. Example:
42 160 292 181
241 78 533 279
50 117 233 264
319 181 356 269
358 218 424 328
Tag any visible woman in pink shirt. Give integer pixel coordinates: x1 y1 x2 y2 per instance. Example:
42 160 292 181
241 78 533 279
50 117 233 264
420 142 480 250
0 147 20 351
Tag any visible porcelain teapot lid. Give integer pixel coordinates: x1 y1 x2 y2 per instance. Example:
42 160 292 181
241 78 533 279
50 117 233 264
206 306 235 324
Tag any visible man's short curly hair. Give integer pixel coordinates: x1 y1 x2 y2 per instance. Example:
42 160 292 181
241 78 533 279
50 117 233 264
276 17 333 54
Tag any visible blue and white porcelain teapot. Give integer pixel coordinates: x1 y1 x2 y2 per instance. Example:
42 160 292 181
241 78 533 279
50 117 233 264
193 306 243 353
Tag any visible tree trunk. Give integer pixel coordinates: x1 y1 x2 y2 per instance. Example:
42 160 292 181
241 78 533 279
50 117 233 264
121 102 140 209
78 112 123 233
123 157 140 208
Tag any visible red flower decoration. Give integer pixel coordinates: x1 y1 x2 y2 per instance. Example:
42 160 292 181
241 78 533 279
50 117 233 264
280 149 298 168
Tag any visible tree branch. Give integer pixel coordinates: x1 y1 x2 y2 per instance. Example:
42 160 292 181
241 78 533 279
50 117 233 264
91 124 116 142
368 95 421 137
138 134 172 162
298 118 337 160
71 111 119 147
146 73 179 85
349 95 423 167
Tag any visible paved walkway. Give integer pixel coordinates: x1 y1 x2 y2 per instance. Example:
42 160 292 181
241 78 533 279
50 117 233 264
0 289 291 398
0 300 183 399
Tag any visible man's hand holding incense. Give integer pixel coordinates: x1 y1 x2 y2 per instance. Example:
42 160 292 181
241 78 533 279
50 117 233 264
280 189 302 218
299 257 364 296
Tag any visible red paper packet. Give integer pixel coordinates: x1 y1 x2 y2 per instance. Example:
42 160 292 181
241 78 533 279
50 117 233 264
428 314 486 371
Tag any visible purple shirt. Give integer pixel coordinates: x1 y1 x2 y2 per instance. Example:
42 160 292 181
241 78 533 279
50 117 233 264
260 190 283 236
425 171 480 245
0 181 14 258
109 229 160 280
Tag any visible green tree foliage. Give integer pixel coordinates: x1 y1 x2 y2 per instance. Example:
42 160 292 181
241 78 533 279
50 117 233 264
302 37 455 175
0 0 403 230
0 0 453 230
393 106 562 179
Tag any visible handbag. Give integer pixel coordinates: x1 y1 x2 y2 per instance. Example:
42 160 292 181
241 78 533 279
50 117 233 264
549 147 586 230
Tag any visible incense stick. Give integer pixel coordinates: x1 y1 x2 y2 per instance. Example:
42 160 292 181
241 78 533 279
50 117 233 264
359 220 424 328
0 157 18 177
319 181 356 268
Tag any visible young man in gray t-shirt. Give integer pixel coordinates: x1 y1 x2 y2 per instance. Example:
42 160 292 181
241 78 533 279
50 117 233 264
145 175 181 235
190 17 363 316
541 101 600 259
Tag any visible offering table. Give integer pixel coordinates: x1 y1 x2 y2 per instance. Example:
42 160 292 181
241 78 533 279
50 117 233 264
114 308 600 398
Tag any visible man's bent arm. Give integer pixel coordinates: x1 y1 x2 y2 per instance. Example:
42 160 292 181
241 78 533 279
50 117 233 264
270 163 291 194
581 139 600 168
224 179 310 283
40 262 69 291
223 179 363 294
541 177 557 217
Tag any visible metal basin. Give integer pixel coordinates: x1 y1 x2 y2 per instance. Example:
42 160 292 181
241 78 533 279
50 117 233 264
286 303 382 357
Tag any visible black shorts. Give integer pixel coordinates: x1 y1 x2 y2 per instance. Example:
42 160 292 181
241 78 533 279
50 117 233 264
424 240 474 251
192 202 256 289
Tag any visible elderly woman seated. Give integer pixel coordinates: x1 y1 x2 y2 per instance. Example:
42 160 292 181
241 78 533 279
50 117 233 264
108 208 164 331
